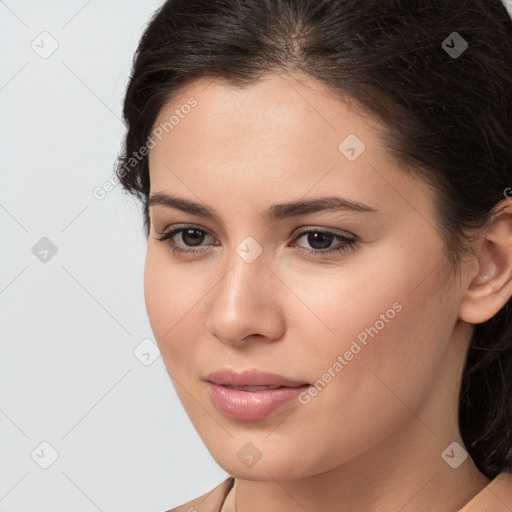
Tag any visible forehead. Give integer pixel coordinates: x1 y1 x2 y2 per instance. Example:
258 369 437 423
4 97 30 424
151 74 375 171
147 72 433 224
151 72 378 148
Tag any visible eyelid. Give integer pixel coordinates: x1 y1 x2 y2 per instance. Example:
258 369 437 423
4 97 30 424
290 225 356 240
158 222 219 238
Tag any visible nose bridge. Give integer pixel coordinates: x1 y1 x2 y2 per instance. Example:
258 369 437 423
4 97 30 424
219 235 269 307
206 234 282 344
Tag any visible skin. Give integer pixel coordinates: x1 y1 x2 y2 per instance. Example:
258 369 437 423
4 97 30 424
144 72 512 512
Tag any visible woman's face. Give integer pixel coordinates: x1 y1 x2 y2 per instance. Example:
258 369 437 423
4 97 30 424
144 72 468 480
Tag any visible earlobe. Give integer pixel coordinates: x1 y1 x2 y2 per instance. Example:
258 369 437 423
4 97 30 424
459 202 512 325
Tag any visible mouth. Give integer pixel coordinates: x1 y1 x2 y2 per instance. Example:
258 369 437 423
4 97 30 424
203 369 311 421
218 384 306 391
204 368 309 389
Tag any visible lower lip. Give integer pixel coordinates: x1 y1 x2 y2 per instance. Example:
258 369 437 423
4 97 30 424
206 382 309 421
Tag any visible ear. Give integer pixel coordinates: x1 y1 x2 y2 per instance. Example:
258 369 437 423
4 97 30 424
459 200 512 324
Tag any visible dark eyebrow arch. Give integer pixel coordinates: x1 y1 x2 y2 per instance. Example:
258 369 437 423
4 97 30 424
148 192 378 224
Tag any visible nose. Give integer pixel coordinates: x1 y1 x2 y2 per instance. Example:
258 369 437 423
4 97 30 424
205 248 286 348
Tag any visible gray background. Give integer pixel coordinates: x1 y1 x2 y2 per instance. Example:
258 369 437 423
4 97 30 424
1 1 511 511
0 1 228 511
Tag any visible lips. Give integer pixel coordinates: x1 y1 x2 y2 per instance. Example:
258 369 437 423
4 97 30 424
204 368 309 388
204 369 311 420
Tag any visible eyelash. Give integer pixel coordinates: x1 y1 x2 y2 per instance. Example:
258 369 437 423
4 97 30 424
155 225 357 258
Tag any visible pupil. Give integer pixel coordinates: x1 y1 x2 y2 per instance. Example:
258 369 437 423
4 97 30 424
182 229 204 246
308 232 332 250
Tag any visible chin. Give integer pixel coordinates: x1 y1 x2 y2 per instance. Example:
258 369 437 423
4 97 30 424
204 439 318 482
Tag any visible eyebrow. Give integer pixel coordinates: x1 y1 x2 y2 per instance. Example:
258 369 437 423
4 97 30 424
148 192 378 223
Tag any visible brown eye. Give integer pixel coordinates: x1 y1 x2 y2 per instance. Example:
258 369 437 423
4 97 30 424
292 229 357 257
156 226 215 255
178 228 207 247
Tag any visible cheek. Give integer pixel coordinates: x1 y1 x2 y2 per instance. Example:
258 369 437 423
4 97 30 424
276 271 453 471
143 248 202 364
297 263 452 426
143 249 171 339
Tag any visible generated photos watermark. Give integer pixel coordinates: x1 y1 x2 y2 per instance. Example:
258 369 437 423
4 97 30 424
92 97 198 201
298 301 403 405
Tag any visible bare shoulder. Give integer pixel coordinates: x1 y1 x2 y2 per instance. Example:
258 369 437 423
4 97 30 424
461 471 512 512
492 471 512 503
163 477 235 512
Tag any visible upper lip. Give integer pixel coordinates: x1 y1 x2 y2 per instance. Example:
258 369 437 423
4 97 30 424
205 369 309 388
